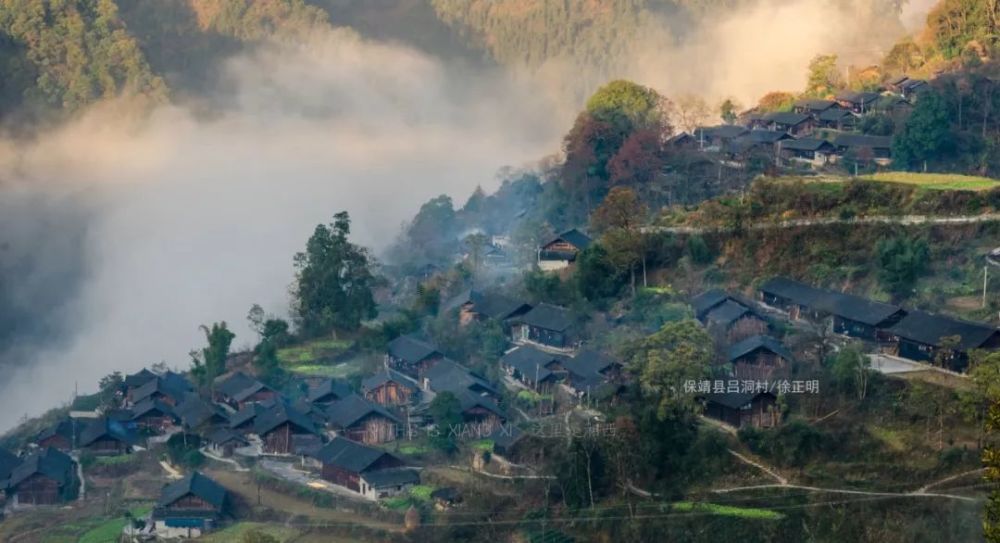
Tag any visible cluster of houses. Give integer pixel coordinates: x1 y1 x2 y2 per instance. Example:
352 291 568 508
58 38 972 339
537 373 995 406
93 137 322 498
675 79 930 169
689 275 1000 430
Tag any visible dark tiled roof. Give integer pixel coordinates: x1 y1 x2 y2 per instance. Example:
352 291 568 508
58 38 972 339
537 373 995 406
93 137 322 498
694 125 748 140
314 436 400 473
216 372 268 401
175 396 229 429
7 447 75 489
362 369 418 393
386 334 441 364
704 300 752 326
129 398 176 421
424 359 497 396
361 468 420 488
124 368 157 389
205 427 248 447
229 401 271 429
832 133 892 149
728 335 794 363
745 130 793 143
254 399 318 436
761 276 901 325
36 418 77 446
444 289 531 321
0 447 19 481
501 346 565 381
692 289 731 318
545 229 592 251
703 391 774 409
308 379 352 403
570 349 619 376
158 471 227 509
794 99 837 112
133 373 192 403
325 394 400 429
780 138 836 152
887 310 1000 350
764 111 810 126
760 277 830 307
520 303 573 332
79 417 137 447
818 108 854 121
835 91 881 104
454 389 505 418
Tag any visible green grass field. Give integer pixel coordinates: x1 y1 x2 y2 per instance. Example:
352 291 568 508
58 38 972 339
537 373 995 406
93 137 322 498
861 172 1000 191
277 338 353 365
77 506 152 543
671 501 784 520
199 522 300 543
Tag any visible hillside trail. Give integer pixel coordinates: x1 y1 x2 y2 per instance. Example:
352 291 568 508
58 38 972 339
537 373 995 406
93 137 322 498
642 212 1000 234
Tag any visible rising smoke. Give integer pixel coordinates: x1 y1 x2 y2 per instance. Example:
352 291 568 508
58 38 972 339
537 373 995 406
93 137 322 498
0 0 933 430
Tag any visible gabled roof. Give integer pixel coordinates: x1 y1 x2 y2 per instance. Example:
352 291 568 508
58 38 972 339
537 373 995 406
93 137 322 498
694 125 748 140
124 368 157 389
764 111 811 126
501 346 566 381
520 303 573 333
205 427 248 447
544 229 592 251
760 276 830 307
444 289 532 321
132 373 192 403
386 334 441 364
308 379 352 403
703 391 774 409
158 471 227 510
229 401 271 429
362 468 420 488
254 399 318 436
794 99 838 112
362 369 418 393
818 292 902 326
835 90 881 104
314 436 401 473
7 447 76 489
692 289 731 318
0 447 20 481
745 130 793 143
79 417 137 447
129 398 176 421
728 335 794 363
174 396 229 429
424 359 497 396
887 310 1000 350
325 394 400 429
818 108 855 121
215 372 265 400
36 418 77 445
454 389 505 418
570 349 619 376
704 300 753 326
780 138 836 152
832 133 892 150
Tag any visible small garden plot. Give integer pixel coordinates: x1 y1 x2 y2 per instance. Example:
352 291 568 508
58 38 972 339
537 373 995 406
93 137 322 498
862 172 1000 191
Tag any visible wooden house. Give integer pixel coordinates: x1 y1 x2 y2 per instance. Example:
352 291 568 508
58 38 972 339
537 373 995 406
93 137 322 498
454 391 506 437
128 372 193 407
792 99 839 118
174 396 229 432
423 359 500 401
152 471 228 539
308 378 353 406
385 334 445 377
123 368 157 401
763 111 814 136
5 447 79 506
205 428 249 458
214 372 276 408
254 400 320 455
128 398 178 433
693 125 749 149
833 133 893 165
78 418 136 456
759 276 832 321
883 311 1000 372
443 289 532 327
702 392 779 429
511 303 574 351
538 229 592 271
34 419 79 452
314 437 413 501
362 369 419 407
228 401 269 435
326 394 401 445
779 138 838 168
834 91 882 114
500 346 566 392
727 335 794 381
817 108 857 130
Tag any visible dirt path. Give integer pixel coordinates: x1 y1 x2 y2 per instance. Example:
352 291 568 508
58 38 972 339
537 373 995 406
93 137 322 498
728 449 788 485
916 468 985 493
713 483 979 502
643 212 1000 235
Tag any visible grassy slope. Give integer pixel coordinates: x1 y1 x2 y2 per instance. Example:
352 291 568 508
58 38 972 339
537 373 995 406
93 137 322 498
862 172 1000 191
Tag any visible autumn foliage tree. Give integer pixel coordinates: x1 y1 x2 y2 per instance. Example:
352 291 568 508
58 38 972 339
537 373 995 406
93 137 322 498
591 186 649 293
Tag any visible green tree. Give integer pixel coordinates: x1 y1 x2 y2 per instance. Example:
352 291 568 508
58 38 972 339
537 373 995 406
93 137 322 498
293 211 377 336
585 80 668 136
575 244 626 304
893 90 954 170
253 339 286 388
429 391 463 453
190 322 236 387
719 98 740 124
97 371 124 409
805 54 842 97
629 319 714 419
830 343 871 400
591 186 649 293
876 236 929 300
